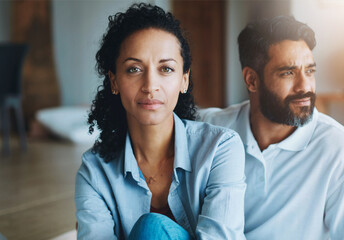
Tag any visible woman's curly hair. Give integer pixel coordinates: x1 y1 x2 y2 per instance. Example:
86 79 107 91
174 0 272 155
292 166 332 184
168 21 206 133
88 3 196 163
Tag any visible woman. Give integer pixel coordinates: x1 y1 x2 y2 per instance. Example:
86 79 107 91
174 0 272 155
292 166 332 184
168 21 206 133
75 3 246 239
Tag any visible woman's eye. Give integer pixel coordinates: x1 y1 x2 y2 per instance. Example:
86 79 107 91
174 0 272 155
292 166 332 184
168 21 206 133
127 67 141 73
161 66 174 73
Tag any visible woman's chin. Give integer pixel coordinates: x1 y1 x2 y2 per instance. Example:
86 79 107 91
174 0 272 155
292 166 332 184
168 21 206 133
128 112 173 127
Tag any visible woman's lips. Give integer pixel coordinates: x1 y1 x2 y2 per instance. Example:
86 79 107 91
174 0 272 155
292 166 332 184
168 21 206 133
137 99 163 110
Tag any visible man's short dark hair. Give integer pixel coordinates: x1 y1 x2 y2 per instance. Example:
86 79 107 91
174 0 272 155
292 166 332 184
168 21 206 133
238 15 316 78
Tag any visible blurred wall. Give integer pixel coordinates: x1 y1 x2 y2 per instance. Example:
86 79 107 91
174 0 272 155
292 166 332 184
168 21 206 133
291 0 344 92
291 0 344 124
52 0 170 106
0 0 10 42
225 0 250 106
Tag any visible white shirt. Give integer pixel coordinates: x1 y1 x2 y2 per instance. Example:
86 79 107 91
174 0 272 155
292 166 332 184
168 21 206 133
198 100 344 240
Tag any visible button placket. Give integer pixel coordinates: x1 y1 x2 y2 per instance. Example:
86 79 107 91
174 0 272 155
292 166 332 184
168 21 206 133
262 146 280 193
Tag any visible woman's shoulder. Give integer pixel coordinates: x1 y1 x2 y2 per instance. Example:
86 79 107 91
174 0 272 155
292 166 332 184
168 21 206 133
80 149 121 174
78 149 124 186
180 119 244 155
77 150 102 178
179 119 245 180
82 149 102 165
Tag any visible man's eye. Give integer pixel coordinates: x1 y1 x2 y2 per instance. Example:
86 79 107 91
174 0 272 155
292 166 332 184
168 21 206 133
281 71 293 77
127 67 141 73
161 66 174 73
306 68 316 74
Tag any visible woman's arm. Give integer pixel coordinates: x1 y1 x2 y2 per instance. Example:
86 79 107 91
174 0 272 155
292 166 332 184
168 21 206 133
195 132 246 240
75 157 118 240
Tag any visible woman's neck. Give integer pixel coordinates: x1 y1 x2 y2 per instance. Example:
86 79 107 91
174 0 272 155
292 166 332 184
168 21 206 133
127 115 175 165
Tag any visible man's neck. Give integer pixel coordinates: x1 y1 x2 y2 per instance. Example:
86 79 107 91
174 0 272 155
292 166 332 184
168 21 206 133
249 107 296 151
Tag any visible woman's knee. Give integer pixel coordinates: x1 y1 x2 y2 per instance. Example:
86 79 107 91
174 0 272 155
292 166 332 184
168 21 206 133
129 213 192 240
135 213 169 231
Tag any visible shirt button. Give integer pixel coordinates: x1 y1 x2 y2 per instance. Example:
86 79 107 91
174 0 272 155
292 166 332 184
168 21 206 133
259 176 264 182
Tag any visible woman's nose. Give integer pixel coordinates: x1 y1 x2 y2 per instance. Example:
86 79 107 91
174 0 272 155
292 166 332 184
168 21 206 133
141 69 160 93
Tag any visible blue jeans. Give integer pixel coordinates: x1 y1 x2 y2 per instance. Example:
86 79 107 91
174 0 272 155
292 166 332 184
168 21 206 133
0 232 7 240
128 213 193 240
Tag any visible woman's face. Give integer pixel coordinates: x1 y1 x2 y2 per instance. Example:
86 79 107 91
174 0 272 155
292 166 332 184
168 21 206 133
109 28 189 127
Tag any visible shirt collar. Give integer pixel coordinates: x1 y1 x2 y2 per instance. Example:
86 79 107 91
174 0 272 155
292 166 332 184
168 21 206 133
173 113 192 173
236 101 318 152
123 133 141 182
123 113 192 181
232 101 257 147
276 108 318 151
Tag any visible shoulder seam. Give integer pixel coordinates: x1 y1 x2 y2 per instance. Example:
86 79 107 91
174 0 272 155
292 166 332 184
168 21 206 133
82 152 100 193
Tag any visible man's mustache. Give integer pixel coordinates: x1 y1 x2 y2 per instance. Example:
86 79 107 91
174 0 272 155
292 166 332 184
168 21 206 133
285 92 316 103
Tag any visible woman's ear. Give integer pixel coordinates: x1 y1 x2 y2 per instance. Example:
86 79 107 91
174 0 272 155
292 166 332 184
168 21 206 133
108 71 119 95
242 67 259 93
181 70 190 94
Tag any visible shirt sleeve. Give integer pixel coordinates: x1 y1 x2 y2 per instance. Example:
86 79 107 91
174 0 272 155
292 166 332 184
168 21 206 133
195 131 246 240
325 164 344 240
75 156 118 240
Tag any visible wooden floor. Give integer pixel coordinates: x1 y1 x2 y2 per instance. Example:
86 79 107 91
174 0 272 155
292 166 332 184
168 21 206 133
0 138 89 240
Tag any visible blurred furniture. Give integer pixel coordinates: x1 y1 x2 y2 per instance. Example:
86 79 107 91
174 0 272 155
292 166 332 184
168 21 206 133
172 0 226 107
0 43 28 156
35 106 99 145
12 0 60 125
315 93 344 115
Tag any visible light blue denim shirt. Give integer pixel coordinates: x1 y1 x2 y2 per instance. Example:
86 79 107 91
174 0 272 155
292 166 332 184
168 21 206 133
75 114 246 240
199 101 344 240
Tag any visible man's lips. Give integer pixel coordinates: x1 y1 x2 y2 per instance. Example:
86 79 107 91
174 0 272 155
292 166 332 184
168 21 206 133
137 99 163 110
290 97 311 106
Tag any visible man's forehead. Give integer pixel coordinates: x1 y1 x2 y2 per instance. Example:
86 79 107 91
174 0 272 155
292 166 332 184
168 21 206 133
267 40 314 67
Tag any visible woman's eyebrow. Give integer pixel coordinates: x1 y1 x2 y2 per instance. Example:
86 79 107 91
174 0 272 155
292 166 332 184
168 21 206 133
159 58 176 63
122 57 142 63
122 58 176 63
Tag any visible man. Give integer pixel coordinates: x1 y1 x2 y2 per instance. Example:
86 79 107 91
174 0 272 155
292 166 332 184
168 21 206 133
198 16 344 239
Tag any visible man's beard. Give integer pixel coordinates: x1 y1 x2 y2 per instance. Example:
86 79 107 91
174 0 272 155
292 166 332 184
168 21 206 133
258 80 316 127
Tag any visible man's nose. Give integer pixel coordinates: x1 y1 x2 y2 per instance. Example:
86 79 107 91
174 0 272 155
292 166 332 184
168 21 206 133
141 69 160 93
293 71 314 93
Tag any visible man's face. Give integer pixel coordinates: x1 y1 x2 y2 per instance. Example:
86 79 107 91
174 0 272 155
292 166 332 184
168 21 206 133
258 40 316 126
